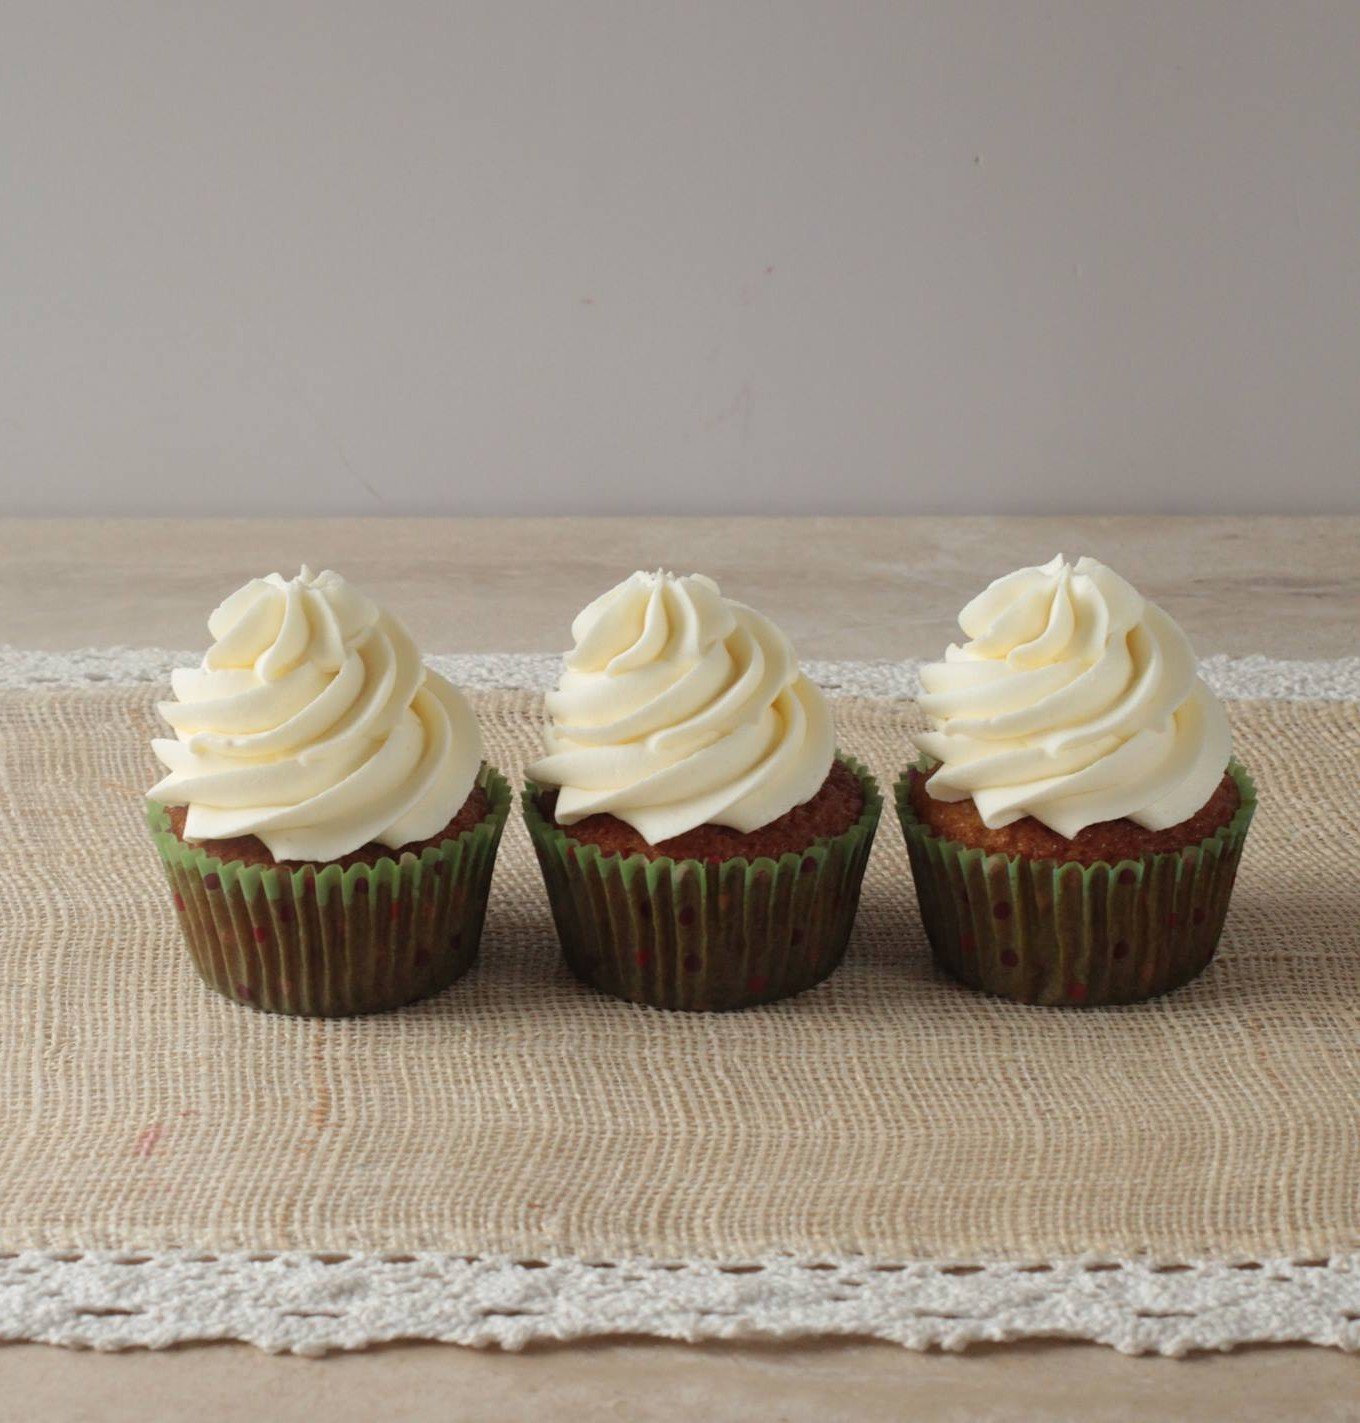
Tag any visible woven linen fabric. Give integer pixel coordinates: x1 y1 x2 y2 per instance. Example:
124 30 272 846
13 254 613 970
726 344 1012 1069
1 684 1359 1269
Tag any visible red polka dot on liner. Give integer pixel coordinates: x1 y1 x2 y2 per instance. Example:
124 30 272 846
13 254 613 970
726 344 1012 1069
801 856 817 876
236 983 253 1001
389 902 402 921
1118 868 1137 886
1113 939 1130 960
992 902 1011 921
634 949 652 968
1167 912 1178 928
959 932 976 952
1066 982 1088 1003
172 892 185 912
1193 907 1206 925
252 926 268 943
353 878 370 895
678 906 696 927
746 974 769 995
203 873 220 891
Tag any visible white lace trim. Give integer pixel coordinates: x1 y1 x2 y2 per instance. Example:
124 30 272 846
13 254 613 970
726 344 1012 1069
0 1251 1356 1356
4 645 1360 701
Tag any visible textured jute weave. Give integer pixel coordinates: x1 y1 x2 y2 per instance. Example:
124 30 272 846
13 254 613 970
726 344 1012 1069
2 685 1359 1265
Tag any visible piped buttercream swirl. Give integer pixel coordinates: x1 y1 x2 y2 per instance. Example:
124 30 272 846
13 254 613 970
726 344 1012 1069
528 571 835 844
914 554 1231 838
148 566 483 861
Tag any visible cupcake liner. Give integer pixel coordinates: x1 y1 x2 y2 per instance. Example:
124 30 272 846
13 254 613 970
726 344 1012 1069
147 765 511 1017
894 758 1257 1006
523 756 882 1012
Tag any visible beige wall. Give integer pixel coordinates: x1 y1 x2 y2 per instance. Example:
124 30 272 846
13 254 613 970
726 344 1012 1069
2 2 1356 516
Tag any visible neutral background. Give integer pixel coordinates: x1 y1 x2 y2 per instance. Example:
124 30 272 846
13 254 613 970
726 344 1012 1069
3 1 1357 517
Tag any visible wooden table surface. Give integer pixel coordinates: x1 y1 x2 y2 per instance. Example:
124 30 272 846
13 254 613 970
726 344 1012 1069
2 516 1357 1423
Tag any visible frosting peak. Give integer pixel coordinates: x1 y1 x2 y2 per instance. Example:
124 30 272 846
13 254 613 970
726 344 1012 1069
528 570 835 844
148 567 483 861
915 555 1231 838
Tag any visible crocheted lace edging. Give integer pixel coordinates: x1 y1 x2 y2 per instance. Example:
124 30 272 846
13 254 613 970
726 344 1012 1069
3 1251 1358 1356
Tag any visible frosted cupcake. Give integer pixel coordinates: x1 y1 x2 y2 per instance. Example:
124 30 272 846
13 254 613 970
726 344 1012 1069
523 570 881 1010
145 566 510 1016
896 555 1255 1005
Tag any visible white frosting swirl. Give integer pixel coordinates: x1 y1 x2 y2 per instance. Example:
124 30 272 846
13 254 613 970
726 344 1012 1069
528 571 835 844
915 554 1231 838
148 567 483 861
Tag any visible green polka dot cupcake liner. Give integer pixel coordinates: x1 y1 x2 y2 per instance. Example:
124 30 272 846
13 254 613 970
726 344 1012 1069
523 755 882 1012
894 757 1257 1007
147 765 511 1017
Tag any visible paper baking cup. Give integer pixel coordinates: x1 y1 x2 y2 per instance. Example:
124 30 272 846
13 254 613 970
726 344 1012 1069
523 756 882 1012
894 758 1256 1007
147 765 511 1017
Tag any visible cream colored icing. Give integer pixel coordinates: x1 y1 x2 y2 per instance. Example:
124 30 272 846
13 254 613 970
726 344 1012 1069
148 566 483 861
915 554 1231 837
528 570 835 844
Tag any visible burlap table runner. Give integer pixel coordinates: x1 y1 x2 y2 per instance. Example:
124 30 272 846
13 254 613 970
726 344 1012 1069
2 671 1359 1352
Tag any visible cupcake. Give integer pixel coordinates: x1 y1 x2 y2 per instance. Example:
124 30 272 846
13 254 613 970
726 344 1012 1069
523 570 881 1011
896 554 1255 1006
145 566 510 1016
